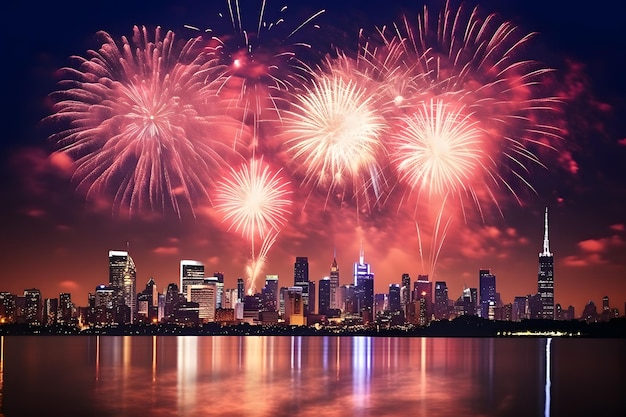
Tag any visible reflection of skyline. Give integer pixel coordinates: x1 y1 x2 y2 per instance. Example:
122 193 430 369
1 336 624 416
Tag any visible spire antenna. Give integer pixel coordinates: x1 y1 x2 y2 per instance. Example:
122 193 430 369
541 207 552 256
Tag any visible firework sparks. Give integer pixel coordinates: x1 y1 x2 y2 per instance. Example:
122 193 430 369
47 25 242 217
390 99 486 200
194 0 325 133
214 158 292 292
366 1 562 207
282 55 389 209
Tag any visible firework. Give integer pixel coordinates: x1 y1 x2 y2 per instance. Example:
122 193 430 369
191 0 325 132
365 1 562 209
47 25 242 217
390 99 486 201
214 158 292 292
281 55 389 209
214 157 292 239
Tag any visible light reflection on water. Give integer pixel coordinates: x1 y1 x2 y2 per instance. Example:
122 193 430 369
1 336 625 417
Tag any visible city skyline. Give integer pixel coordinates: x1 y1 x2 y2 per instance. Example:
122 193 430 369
1 0 625 317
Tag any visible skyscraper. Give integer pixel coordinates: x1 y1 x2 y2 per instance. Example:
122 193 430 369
294 257 310 315
434 281 449 320
414 275 432 319
237 278 245 301
109 250 136 323
538 208 555 320
262 275 279 312
479 269 497 320
388 284 401 313
353 247 374 318
180 260 204 301
319 277 331 316
329 254 340 309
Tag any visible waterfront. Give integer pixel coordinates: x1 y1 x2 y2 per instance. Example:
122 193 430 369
1 336 624 416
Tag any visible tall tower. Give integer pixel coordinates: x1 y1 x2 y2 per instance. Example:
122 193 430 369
479 269 496 320
294 257 310 315
109 250 136 323
353 246 374 318
329 252 340 309
538 207 555 320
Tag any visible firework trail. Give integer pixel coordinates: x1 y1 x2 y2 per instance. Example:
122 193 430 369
188 0 325 147
214 158 292 293
281 54 389 212
47 25 242 217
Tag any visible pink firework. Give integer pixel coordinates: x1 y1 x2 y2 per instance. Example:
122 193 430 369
362 1 562 209
214 157 292 292
191 0 325 132
281 54 389 210
390 99 487 201
47 25 242 217
214 158 292 240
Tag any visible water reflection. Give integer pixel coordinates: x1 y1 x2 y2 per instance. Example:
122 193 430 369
1 336 625 417
545 338 552 417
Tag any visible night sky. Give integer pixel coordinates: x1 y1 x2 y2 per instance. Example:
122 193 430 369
1 0 625 315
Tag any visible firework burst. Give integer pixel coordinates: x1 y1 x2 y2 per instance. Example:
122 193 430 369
364 1 562 210
47 25 242 217
390 99 487 202
214 157 292 292
281 54 389 210
189 0 325 134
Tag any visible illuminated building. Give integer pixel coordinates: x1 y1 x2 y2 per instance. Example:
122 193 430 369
59 293 72 324
327 254 340 311
188 283 217 323
285 287 305 326
388 284 401 313
479 269 497 320
109 250 136 323
374 293 386 317
353 247 374 318
23 288 42 325
180 260 204 301
538 208 555 319
0 292 16 323
294 257 310 315
513 296 527 321
418 291 428 326
136 278 158 322
44 298 58 326
318 277 331 316
164 283 181 318
434 281 449 320
262 275 279 312
413 276 432 319
400 273 411 316
237 278 245 301
213 272 225 308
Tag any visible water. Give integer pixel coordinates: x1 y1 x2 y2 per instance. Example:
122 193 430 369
0 336 624 417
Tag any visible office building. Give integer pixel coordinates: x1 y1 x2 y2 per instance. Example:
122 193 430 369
109 250 136 323
318 277 331 316
353 247 374 317
479 269 497 320
180 260 204 301
434 281 449 320
388 284 401 312
294 257 310 315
